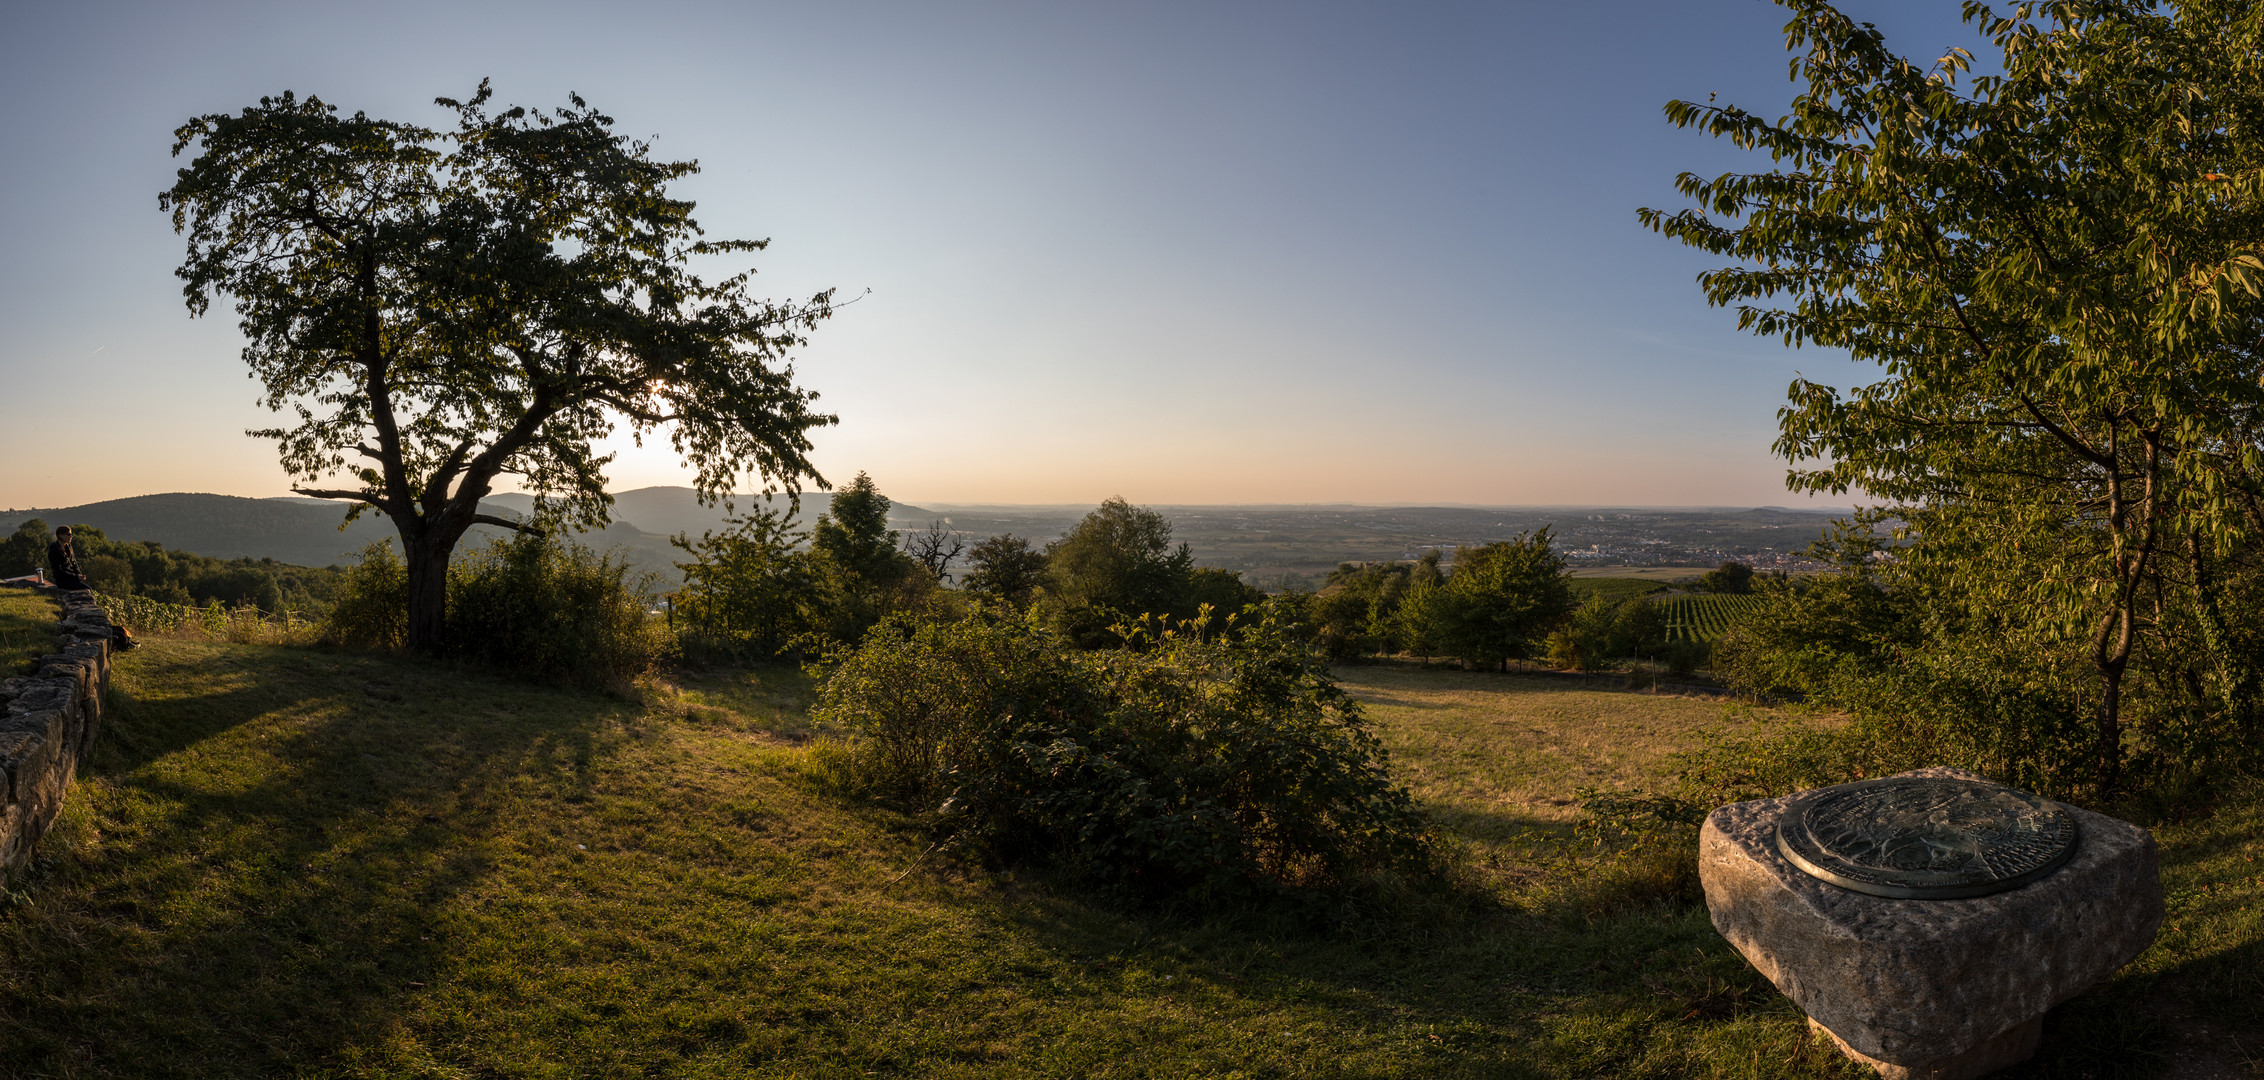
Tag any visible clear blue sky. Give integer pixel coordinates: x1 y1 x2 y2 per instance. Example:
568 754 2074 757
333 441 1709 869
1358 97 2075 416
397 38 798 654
0 0 1984 509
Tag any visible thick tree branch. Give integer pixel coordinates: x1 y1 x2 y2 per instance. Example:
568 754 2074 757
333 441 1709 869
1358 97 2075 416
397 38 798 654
471 513 544 535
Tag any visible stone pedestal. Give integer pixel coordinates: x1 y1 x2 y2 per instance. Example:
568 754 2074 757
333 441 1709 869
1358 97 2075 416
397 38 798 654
1699 768 2161 1080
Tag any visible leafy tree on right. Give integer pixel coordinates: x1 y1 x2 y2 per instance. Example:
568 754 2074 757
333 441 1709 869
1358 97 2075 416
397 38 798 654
1646 0 2264 795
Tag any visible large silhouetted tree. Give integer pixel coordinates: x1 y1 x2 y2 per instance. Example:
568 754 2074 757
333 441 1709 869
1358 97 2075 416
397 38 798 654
163 82 836 653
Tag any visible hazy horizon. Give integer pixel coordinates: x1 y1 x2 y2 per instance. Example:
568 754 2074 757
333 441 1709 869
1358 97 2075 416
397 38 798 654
0 486 1859 518
0 0 1979 510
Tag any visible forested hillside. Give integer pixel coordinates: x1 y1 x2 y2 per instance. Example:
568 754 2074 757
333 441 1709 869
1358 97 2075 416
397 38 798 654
0 489 903 582
0 494 448 567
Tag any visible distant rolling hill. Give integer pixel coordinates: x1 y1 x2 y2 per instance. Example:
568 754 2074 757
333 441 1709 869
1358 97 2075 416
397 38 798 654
1 493 412 567
0 488 938 583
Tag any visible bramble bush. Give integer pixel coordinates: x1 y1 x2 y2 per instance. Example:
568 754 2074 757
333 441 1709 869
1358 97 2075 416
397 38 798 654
97 593 318 645
327 542 409 651
445 534 666 691
811 602 1439 905
328 534 665 691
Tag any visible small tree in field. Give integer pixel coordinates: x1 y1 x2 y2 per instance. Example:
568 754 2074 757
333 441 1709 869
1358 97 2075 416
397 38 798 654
1042 498 1196 646
1405 529 1573 671
163 83 836 653
670 505 817 656
1699 562 1754 595
962 534 1049 608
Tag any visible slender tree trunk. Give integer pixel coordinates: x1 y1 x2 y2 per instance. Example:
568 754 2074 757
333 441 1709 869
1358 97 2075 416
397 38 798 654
2097 653 2125 796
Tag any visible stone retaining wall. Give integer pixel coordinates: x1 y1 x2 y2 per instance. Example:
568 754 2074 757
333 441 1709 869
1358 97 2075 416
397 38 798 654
0 585 115 882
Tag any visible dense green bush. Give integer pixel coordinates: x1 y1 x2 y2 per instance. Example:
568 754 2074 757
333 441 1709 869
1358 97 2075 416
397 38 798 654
1698 515 2264 802
1304 559 1428 662
1705 523 2127 798
1396 530 1574 671
326 542 409 651
327 534 665 690
813 604 1438 904
445 534 667 691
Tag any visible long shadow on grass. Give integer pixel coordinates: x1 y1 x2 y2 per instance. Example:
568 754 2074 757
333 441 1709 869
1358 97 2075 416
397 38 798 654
1336 674 1683 714
990 883 1815 1079
0 640 629 1079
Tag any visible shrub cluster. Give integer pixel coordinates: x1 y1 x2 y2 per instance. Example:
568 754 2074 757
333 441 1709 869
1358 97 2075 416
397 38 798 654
445 534 665 690
812 604 1438 904
1706 523 2170 801
1545 593 1672 671
327 542 410 651
96 593 320 645
1282 533 1590 670
329 533 664 691
669 474 956 663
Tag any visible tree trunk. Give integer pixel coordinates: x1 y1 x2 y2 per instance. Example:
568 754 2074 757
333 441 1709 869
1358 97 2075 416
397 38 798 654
2097 658 2125 797
404 536 451 656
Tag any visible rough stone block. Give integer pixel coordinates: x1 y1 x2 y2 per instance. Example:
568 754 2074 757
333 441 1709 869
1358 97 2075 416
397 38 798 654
1700 767 2161 1078
5 682 68 716
35 658 87 682
0 591 115 882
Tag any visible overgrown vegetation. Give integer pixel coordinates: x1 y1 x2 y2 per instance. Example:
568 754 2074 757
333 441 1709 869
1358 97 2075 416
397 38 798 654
327 534 666 691
811 607 1438 908
1711 521 2255 802
670 483 1268 661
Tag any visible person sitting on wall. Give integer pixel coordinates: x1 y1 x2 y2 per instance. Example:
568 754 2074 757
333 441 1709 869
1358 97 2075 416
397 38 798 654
41 525 136 649
47 525 93 591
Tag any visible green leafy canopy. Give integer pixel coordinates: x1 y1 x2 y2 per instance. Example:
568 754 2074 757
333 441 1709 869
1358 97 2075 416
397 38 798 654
1644 0 2264 790
162 83 836 535
162 81 841 650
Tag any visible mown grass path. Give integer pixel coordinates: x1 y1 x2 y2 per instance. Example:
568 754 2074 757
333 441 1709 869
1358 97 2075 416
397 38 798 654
0 640 2253 1077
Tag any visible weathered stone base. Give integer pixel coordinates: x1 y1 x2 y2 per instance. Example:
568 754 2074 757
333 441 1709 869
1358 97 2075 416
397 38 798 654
0 585 114 882
1810 1016 2042 1080
1700 767 2161 1069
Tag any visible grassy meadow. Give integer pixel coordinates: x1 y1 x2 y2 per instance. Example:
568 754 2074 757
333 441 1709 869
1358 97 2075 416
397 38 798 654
0 639 2256 1077
1336 667 1766 829
1 587 62 675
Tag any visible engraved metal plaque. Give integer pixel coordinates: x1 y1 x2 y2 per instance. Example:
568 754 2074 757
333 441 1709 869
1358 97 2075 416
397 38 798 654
1774 777 2078 899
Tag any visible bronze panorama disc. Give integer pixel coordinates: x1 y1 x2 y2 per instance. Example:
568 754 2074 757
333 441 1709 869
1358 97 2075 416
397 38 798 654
1774 776 2079 900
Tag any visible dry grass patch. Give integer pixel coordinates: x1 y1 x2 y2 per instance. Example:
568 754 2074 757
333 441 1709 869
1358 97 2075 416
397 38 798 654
1335 665 1780 834
1 587 61 675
